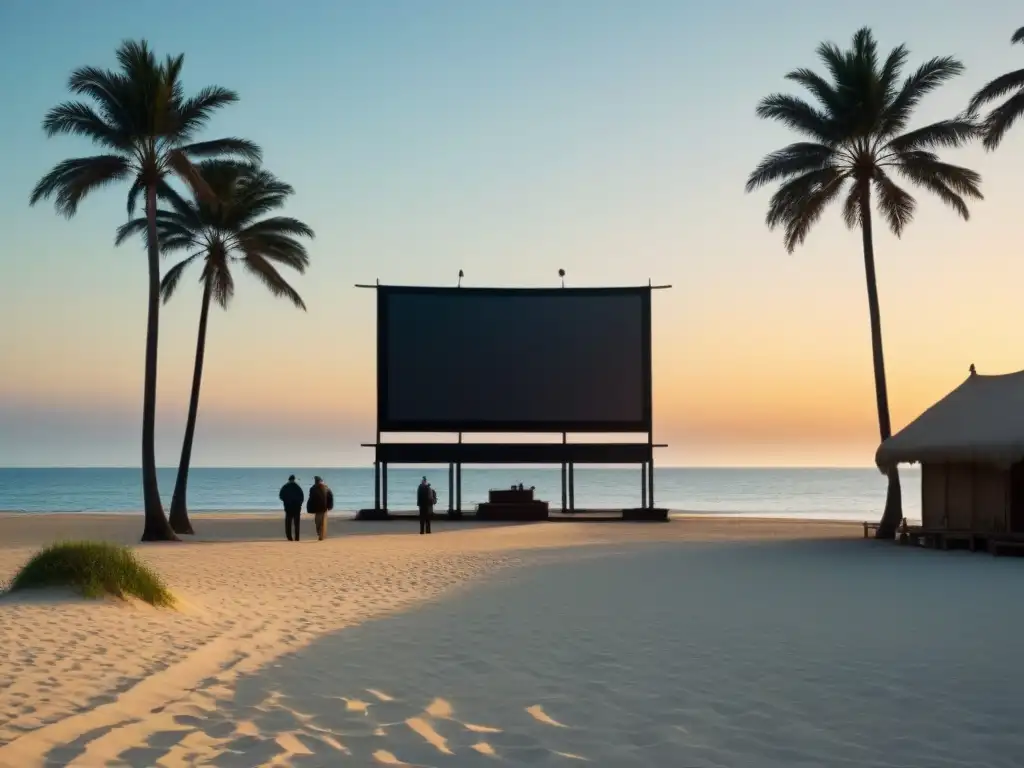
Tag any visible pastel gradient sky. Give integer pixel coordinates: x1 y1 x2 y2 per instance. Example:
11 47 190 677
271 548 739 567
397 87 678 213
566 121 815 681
1 0 1022 467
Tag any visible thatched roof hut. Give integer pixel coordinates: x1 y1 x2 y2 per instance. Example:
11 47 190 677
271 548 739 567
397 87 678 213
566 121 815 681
876 368 1024 470
876 368 1024 533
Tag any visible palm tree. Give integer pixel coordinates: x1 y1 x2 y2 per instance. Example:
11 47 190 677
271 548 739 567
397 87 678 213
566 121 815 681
745 28 982 539
967 27 1024 149
116 161 313 534
29 40 261 541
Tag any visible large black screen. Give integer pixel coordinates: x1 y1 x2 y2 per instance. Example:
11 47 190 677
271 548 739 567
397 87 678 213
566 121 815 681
378 287 651 432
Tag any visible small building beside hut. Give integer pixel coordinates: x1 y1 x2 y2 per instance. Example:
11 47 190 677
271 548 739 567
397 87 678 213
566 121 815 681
875 367 1024 538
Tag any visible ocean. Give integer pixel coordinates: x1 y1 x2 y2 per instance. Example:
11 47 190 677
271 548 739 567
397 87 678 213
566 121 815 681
0 467 921 522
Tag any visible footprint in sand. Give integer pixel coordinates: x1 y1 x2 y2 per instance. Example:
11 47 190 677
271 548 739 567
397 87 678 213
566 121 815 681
422 696 503 735
342 696 371 713
406 716 454 755
464 722 503 734
526 704 568 727
424 697 452 718
374 749 410 765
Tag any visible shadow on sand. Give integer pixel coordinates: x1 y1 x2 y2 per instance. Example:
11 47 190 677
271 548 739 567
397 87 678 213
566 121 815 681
39 539 1024 767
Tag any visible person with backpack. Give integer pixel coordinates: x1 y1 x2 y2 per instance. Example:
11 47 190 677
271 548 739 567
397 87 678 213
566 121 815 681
306 475 335 541
278 474 305 541
416 476 436 535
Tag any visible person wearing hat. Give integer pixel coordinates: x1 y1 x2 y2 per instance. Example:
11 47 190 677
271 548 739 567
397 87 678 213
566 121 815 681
278 474 305 541
306 475 335 540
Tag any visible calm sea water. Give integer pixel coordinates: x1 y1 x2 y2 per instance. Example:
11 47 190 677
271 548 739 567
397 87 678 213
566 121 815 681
0 467 921 522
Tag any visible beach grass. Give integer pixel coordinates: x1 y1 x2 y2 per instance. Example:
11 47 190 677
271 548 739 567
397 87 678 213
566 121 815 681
6 541 174 606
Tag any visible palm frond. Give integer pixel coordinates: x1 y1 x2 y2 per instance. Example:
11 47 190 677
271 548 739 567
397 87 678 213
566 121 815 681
238 234 311 272
242 254 307 310
154 180 198 220
159 234 199 254
784 68 842 115
897 152 983 200
763 167 846 251
115 216 148 246
175 87 240 141
978 91 1024 149
841 184 861 228
160 253 200 303
897 157 980 220
66 65 129 126
29 155 131 217
851 27 880 77
872 169 916 236
779 173 846 252
1011 27 1024 45
238 216 315 240
764 167 843 229
755 94 835 143
205 257 235 309
882 56 965 137
746 142 835 191
126 178 145 217
179 137 262 163
885 118 980 153
878 44 909 107
166 150 214 206
41 102 125 149
814 40 849 87
966 69 1024 115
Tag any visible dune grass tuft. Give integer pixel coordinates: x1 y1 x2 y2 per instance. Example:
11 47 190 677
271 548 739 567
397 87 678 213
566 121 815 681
6 541 174 607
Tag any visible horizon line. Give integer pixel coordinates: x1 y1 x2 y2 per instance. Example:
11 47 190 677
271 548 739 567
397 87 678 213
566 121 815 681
0 464 896 471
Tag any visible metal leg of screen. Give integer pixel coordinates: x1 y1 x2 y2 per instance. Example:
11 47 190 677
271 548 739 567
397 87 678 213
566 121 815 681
374 461 381 511
456 463 462 513
382 463 388 513
561 463 567 512
648 459 655 509
448 462 454 515
569 462 575 512
641 461 647 509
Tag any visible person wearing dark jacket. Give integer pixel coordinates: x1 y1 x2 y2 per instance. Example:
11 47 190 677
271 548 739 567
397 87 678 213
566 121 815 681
279 474 305 541
416 476 435 535
307 475 335 541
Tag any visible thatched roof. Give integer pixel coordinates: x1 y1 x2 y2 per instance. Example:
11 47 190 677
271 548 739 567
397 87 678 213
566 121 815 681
876 368 1024 470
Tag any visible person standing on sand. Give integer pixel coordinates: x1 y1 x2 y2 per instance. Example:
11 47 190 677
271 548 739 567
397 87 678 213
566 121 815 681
278 474 304 541
306 475 334 541
416 476 435 535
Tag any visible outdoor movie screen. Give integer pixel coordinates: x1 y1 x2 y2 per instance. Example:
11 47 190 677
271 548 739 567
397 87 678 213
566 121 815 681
378 286 651 432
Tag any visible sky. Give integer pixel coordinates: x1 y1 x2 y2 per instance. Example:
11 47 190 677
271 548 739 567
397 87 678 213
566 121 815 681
0 0 1022 468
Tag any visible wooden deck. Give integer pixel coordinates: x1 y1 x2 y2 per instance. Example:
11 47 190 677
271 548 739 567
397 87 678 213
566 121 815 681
892 525 1024 556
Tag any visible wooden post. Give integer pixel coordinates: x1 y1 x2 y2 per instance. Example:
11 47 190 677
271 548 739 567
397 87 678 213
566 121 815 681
456 463 462 513
448 462 454 514
382 462 389 513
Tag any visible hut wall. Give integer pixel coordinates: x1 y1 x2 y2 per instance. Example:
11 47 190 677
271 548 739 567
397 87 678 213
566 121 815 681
970 464 1010 532
946 464 974 529
920 463 947 529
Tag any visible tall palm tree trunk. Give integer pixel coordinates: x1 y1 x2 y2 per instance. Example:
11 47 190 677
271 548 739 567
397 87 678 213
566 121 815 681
168 279 213 535
140 183 178 542
859 185 902 539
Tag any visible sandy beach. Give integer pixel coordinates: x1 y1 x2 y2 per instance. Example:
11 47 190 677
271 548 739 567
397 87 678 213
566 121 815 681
0 513 1021 767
